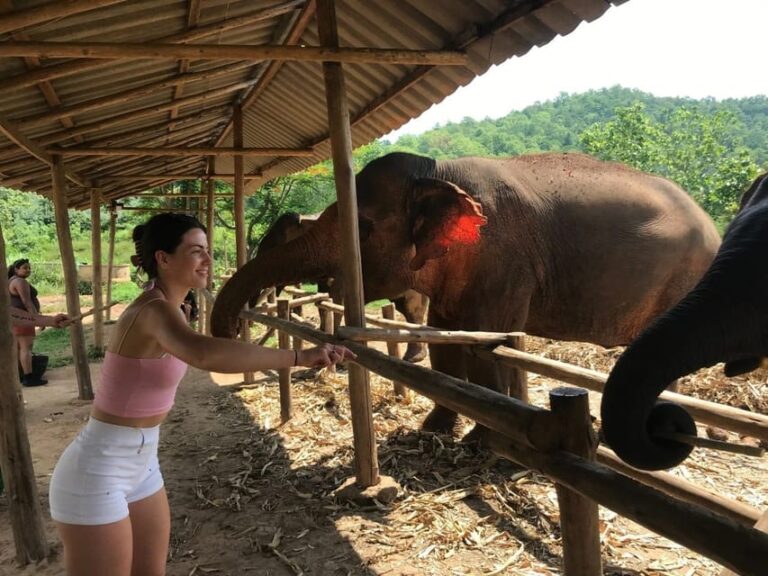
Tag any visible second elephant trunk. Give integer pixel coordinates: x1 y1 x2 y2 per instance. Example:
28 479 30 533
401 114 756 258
601 215 768 470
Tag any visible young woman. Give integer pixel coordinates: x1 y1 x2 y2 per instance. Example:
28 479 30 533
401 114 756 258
8 258 50 386
49 213 354 576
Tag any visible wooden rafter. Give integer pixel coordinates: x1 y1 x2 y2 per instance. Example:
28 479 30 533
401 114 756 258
0 41 468 66
49 146 316 157
0 1 306 95
16 62 251 130
95 175 260 182
167 0 203 130
215 0 316 147
0 0 126 35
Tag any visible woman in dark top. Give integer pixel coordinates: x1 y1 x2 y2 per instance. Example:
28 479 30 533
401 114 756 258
8 258 46 386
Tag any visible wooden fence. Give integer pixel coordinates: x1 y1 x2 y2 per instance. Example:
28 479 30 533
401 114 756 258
201 288 768 575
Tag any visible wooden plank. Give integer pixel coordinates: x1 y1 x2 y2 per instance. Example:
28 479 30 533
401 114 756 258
0 0 126 35
50 146 315 157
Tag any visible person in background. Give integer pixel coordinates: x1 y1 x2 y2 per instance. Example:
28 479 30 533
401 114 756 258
7 258 61 386
49 212 355 576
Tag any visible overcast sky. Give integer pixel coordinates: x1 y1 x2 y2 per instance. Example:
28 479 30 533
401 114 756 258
386 0 767 139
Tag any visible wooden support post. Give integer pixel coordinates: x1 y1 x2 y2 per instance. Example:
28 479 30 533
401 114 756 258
205 173 215 335
0 224 49 564
233 102 254 384
507 333 528 402
292 305 304 353
90 189 104 352
720 509 768 576
319 304 335 374
318 0 378 487
277 299 292 423
550 388 602 576
105 204 117 322
51 155 93 399
382 303 409 401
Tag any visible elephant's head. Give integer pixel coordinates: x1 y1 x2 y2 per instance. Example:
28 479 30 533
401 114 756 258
600 172 768 470
211 152 486 338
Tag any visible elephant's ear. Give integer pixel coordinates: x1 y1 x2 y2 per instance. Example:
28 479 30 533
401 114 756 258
408 178 487 271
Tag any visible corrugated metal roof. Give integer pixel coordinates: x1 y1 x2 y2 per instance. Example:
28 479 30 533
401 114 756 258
0 0 628 208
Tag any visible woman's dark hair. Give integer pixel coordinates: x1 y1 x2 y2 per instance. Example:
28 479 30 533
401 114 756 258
7 258 29 279
131 213 206 278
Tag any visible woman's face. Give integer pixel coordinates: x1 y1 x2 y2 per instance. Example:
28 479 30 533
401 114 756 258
14 262 31 278
159 228 210 289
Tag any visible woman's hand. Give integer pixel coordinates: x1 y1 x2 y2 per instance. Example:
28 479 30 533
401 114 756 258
298 343 356 368
52 313 69 328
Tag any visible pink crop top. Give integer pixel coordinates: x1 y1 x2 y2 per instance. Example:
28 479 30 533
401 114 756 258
93 297 188 418
94 352 188 418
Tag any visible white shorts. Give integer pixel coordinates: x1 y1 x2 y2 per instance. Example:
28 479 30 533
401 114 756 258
49 418 163 525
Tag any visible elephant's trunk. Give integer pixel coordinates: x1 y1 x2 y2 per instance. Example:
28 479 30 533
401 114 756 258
601 209 768 470
211 206 340 338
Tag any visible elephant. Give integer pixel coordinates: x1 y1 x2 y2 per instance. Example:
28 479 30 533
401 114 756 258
212 151 720 437
255 211 430 362
601 172 768 471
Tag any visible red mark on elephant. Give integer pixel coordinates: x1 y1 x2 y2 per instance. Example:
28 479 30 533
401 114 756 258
442 210 487 246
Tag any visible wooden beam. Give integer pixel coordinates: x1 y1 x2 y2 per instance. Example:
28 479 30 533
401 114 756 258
0 1 307 94
95 175 258 182
0 0 126 35
205 169 215 335
0 224 49 564
90 189 104 352
51 155 93 399
49 146 316 157
105 206 117 322
0 41 468 66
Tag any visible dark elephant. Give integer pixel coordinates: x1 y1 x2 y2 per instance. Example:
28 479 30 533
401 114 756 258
601 173 768 471
256 211 430 362
212 152 720 436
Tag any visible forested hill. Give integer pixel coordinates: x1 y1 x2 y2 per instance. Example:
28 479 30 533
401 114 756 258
392 86 768 165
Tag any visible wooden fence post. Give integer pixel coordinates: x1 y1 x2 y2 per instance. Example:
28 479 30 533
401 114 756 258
382 303 409 401
507 334 528 402
319 304 336 374
292 304 304 354
90 189 104 352
278 299 292 422
105 203 117 322
550 387 602 575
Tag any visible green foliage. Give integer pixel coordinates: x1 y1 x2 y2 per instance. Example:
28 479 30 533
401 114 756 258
581 102 759 227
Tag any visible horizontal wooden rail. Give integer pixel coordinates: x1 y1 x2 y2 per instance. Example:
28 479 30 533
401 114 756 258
337 326 525 346
596 447 760 526
486 432 768 576
240 309 559 453
475 346 768 442
317 300 427 330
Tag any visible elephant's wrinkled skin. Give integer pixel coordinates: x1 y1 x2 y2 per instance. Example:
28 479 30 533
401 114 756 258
212 152 720 436
255 211 430 363
601 173 768 471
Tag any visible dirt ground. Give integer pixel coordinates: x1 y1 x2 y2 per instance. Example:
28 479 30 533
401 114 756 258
1 302 766 576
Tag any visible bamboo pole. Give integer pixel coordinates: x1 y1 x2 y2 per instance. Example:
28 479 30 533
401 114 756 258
51 156 93 399
484 433 768 576
318 0 378 487
278 299 293 422
0 41 468 66
0 223 49 564
62 301 120 326
90 189 104 352
550 388 602 575
476 345 768 442
381 304 408 400
50 146 315 157
105 205 117 322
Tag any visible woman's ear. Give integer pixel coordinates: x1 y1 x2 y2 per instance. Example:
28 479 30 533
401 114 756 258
408 178 487 271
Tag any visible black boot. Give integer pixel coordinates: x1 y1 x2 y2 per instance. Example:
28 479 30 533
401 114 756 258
22 373 47 387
